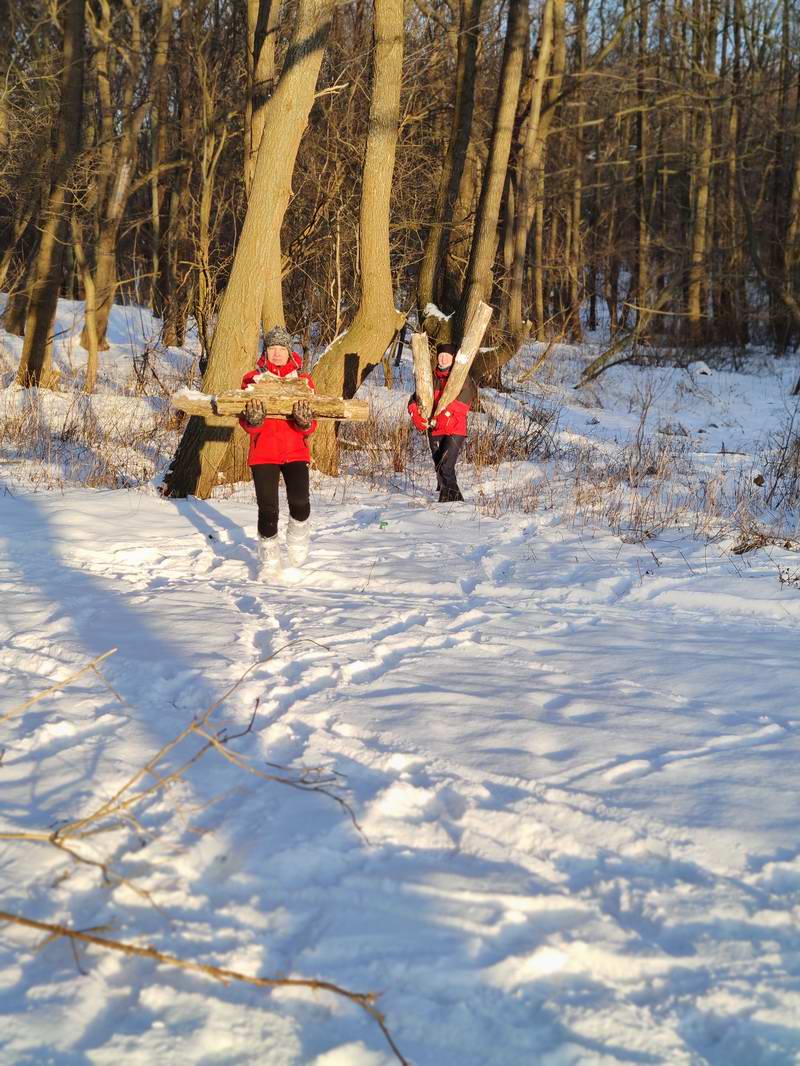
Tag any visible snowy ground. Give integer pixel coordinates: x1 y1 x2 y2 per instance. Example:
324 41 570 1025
2 302 800 1064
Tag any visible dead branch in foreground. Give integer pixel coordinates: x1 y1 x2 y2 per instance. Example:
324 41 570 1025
0 909 409 1065
1 647 405 1058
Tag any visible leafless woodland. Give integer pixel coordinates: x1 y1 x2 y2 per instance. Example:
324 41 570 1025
3 0 800 491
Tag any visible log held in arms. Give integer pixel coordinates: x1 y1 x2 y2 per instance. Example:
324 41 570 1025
410 300 493 421
433 300 492 417
410 332 434 419
170 377 370 423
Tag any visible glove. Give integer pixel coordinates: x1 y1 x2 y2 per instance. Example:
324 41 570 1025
244 399 266 427
410 406 429 432
292 399 314 430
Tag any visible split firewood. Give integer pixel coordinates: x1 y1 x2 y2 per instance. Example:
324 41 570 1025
432 301 493 418
410 332 434 419
170 378 369 422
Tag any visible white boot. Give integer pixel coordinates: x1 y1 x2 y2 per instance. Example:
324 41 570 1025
257 535 281 574
285 516 310 566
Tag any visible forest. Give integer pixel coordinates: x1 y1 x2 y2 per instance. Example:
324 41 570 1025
4 0 799 413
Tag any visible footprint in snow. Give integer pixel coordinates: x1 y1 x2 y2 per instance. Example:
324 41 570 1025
482 556 515 585
353 507 381 527
603 759 652 783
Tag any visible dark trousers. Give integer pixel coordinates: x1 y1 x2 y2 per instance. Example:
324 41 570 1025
251 462 310 539
429 434 465 502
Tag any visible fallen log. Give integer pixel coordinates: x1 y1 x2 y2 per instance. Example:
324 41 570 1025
171 378 369 422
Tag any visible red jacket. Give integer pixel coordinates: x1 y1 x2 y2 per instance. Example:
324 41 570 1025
408 367 475 437
239 352 317 466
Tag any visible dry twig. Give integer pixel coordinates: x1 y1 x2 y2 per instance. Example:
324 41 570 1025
0 909 409 1065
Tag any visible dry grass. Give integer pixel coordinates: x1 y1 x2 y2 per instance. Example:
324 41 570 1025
465 397 560 469
0 386 181 490
2 373 797 562
762 413 800 512
338 407 426 494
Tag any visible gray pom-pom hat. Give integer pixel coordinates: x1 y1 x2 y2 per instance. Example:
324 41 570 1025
263 325 294 351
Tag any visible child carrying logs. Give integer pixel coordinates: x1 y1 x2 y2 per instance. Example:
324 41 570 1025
239 326 316 572
408 342 477 503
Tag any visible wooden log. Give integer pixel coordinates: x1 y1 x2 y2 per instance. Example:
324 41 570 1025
171 379 369 422
410 332 434 419
432 300 493 418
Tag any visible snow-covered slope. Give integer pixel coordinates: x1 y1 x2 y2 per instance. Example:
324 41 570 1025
2 300 800 1063
1 481 799 1064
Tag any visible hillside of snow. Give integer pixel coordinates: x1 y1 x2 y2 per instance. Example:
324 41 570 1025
1 300 800 1064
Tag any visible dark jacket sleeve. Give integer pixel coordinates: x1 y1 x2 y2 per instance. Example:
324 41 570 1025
457 375 477 406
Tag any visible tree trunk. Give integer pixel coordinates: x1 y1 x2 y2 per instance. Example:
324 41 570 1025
149 54 168 316
715 0 748 345
311 0 406 475
245 0 281 196
635 0 650 333
164 0 336 499
252 0 286 332
3 276 32 337
0 198 37 297
507 0 555 344
161 8 195 348
506 0 566 353
81 0 176 352
779 48 800 350
567 0 587 342
417 0 482 314
533 166 546 338
16 0 85 388
442 140 480 313
71 214 98 393
454 0 529 361
687 0 718 345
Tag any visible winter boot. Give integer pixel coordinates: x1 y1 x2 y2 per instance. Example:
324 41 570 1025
285 516 310 566
257 535 281 574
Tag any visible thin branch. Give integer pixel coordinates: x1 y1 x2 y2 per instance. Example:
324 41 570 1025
0 909 409 1065
0 649 118 726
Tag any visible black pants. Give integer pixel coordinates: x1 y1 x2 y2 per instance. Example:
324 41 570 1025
251 462 310 539
429 434 465 502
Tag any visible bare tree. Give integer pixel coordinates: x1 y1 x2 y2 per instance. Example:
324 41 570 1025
311 0 406 474
506 0 560 348
417 0 482 315
163 0 336 499
453 0 529 373
245 0 281 197
78 0 176 354
16 0 85 388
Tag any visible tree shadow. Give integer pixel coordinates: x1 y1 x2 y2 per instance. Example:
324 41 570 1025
168 494 257 575
0 479 222 824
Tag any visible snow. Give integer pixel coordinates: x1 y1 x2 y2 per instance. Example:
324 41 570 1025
422 303 452 322
173 386 212 403
1 300 800 1064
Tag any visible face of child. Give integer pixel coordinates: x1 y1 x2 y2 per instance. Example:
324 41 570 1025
437 350 455 370
267 345 291 367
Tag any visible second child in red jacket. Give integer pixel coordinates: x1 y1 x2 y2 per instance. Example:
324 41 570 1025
239 326 317 572
408 342 476 503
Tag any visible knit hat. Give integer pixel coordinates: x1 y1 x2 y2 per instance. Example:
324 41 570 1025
436 342 458 356
264 325 293 351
